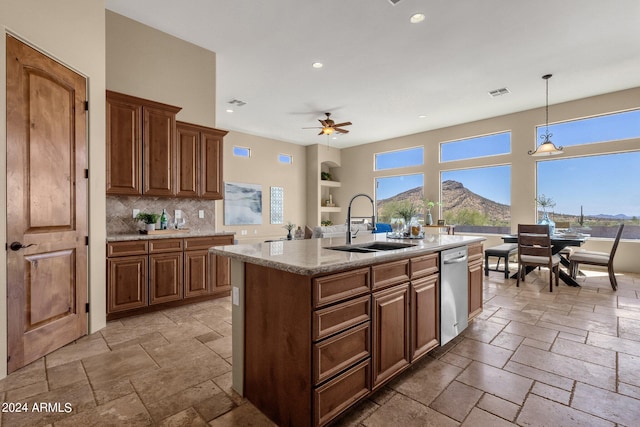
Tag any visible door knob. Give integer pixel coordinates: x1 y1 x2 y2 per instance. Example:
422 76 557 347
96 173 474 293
9 242 35 251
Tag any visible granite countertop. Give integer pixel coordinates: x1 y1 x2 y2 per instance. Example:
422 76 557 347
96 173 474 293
107 230 235 242
209 233 485 276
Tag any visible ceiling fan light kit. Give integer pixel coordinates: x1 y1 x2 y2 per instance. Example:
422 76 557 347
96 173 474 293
303 112 352 137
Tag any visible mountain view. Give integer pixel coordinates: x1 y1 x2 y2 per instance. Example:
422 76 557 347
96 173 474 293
376 180 638 237
377 180 510 225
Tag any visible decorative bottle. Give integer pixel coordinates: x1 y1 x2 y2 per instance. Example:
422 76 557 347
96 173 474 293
160 209 168 230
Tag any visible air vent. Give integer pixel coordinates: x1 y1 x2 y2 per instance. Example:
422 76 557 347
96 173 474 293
228 99 247 107
489 88 510 97
388 0 402 5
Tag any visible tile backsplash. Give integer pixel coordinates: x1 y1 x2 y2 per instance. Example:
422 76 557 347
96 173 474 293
106 196 216 235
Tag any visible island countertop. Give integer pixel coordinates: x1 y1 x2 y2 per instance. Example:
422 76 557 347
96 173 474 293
209 233 485 276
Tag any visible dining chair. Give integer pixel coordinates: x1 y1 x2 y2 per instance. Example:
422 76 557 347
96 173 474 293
516 224 560 292
569 223 624 290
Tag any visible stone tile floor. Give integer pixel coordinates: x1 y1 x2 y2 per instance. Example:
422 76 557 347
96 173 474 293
1 266 639 426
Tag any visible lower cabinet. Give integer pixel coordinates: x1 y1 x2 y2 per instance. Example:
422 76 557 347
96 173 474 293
371 283 410 390
410 274 439 361
468 242 484 320
149 252 183 304
106 234 233 319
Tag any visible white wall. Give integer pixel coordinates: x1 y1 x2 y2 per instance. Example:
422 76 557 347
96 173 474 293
106 10 216 127
217 131 307 242
1 0 107 378
338 87 640 273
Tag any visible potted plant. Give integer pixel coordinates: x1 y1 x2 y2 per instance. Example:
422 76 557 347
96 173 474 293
395 201 420 232
135 212 160 231
283 221 296 240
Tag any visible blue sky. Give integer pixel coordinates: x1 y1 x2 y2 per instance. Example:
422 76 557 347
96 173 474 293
375 110 640 217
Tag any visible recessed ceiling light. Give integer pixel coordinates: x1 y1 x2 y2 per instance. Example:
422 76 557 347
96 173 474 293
312 62 323 69
226 109 234 113
418 115 427 119
410 13 425 24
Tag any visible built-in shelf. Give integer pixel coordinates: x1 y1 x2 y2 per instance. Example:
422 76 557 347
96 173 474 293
320 180 341 188
320 207 342 213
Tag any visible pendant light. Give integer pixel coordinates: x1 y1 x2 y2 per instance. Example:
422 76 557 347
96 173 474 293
529 74 564 156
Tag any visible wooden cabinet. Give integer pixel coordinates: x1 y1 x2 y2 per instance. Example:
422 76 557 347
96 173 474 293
106 235 233 319
184 235 234 297
243 245 480 426
107 255 148 313
410 253 439 362
176 122 227 199
106 93 142 195
468 242 484 320
149 238 184 305
106 91 181 196
371 283 410 390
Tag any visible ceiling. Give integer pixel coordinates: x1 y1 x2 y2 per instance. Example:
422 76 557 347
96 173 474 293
105 0 640 149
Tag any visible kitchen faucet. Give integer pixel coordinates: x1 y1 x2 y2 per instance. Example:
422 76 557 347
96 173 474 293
346 193 377 244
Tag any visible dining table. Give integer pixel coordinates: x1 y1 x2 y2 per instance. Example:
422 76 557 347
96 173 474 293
501 233 589 287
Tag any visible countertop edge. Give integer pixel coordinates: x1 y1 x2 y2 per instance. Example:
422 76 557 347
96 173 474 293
107 231 236 242
210 236 485 276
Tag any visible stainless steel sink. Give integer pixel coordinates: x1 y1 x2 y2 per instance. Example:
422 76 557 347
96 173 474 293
325 241 417 253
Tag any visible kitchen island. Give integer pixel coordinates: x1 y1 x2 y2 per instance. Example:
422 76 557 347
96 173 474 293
210 233 484 426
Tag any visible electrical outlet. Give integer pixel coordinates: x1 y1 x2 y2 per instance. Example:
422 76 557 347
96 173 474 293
253 229 258 234
198 210 204 218
174 210 182 219
132 209 140 218
241 230 247 235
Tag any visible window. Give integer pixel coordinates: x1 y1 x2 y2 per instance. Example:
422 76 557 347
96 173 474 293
537 109 640 147
232 146 251 158
441 132 510 162
375 146 424 171
278 153 292 164
537 152 640 239
440 165 511 234
375 174 424 224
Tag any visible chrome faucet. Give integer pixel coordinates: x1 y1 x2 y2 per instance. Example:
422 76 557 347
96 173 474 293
346 193 377 244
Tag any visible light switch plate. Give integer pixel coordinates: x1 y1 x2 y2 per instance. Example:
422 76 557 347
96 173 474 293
174 210 182 219
198 210 204 218
232 287 239 306
132 209 140 218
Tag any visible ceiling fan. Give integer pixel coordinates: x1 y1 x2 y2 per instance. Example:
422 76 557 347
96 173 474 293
303 113 352 136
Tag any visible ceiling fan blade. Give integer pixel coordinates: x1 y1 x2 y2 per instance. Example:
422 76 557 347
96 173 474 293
318 130 325 135
333 121 352 128
319 119 328 127
302 127 322 129
335 128 349 134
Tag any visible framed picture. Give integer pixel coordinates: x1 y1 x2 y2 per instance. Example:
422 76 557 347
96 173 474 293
224 182 262 225
437 219 446 226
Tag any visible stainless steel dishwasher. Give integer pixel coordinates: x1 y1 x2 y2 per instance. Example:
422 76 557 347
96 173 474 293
440 246 469 345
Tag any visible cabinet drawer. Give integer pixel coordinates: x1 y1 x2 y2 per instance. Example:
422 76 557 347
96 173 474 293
184 235 233 251
149 238 184 253
313 268 370 308
313 322 370 385
313 295 370 341
371 259 410 290
468 242 483 261
314 359 370 427
410 253 439 279
107 240 148 257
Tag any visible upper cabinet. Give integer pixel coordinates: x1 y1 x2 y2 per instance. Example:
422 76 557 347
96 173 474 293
176 122 227 200
106 91 227 199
